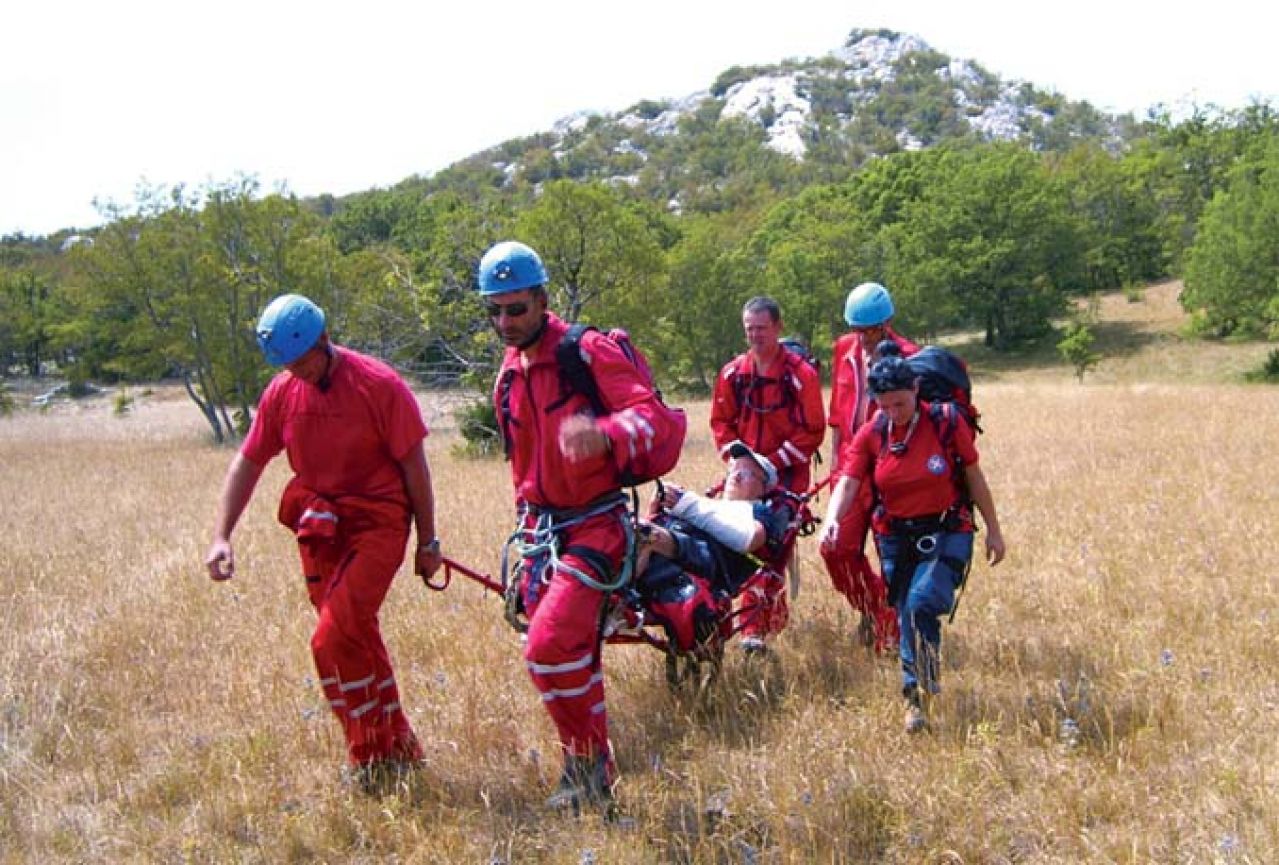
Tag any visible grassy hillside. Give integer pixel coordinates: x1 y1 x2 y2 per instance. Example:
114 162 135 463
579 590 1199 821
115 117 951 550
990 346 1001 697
1 287 1276 862
952 280 1276 386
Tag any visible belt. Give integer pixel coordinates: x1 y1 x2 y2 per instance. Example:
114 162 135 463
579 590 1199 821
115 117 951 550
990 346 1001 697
888 513 949 536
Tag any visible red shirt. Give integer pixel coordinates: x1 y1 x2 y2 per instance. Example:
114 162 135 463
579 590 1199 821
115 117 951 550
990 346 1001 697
838 401 979 532
709 347 825 493
828 326 919 443
242 347 427 509
496 313 685 510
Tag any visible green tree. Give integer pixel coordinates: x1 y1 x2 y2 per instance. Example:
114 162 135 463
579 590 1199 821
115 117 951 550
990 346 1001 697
1050 143 1166 291
516 181 665 327
0 266 54 375
1181 135 1279 337
1057 320 1101 381
65 178 342 442
662 213 759 390
746 183 877 354
889 143 1076 347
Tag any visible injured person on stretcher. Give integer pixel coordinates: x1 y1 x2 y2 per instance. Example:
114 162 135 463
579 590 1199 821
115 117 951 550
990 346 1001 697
628 440 798 652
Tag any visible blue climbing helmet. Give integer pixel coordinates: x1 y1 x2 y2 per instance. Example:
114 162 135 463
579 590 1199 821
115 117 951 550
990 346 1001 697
256 294 325 365
477 241 548 296
844 281 895 327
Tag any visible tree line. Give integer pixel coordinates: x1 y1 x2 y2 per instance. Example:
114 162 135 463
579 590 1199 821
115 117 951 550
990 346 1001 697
1 104 1276 439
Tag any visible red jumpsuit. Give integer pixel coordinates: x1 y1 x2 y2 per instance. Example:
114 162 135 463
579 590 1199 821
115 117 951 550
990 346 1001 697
822 327 919 650
495 313 685 764
242 347 428 766
709 346 824 638
710 348 826 495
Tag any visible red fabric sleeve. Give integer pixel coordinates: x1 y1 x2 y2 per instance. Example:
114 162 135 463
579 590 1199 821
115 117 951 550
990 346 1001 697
582 330 687 468
839 419 878 483
950 406 980 467
708 357 742 457
240 375 286 467
375 371 429 462
769 358 825 466
828 334 856 429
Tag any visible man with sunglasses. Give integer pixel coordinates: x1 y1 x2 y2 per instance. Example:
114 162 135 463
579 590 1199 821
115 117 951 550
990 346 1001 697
823 282 920 652
478 240 686 814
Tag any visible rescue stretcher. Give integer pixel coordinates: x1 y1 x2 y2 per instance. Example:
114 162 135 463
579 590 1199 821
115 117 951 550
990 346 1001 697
428 480 824 691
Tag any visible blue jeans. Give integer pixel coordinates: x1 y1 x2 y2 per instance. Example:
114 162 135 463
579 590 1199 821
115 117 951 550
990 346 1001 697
875 530 973 697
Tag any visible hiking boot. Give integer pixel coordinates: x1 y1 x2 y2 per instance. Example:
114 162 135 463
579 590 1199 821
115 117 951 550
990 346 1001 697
545 754 614 815
903 690 928 735
739 635 768 657
855 612 875 648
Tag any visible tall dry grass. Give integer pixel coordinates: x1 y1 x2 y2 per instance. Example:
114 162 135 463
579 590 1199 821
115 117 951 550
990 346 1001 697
2 303 1277 862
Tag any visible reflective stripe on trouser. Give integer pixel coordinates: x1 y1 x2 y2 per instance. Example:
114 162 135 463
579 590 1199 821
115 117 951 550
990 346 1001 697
820 479 898 650
301 520 421 765
876 530 972 696
522 510 624 760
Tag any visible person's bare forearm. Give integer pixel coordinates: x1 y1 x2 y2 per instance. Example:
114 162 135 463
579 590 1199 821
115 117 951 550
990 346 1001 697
205 452 265 580
212 452 264 542
965 465 1000 536
399 444 436 545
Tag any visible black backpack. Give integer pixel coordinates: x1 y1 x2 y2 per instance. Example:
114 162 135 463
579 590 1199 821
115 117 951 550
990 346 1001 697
780 337 820 378
878 342 981 435
497 323 686 486
909 346 980 434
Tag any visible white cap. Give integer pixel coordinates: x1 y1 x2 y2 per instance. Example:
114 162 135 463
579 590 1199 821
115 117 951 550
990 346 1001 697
726 440 778 488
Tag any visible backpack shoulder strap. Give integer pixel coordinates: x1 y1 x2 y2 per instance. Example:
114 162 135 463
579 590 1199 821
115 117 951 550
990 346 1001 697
554 323 607 416
928 401 961 456
496 367 519 459
727 352 751 406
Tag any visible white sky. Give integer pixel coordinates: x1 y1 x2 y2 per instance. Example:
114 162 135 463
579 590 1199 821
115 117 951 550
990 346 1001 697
3 0 1276 237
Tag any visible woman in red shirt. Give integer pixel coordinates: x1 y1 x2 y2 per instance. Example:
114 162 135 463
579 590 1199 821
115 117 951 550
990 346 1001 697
819 353 1006 734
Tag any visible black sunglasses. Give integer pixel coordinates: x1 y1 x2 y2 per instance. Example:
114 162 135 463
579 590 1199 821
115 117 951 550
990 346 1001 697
485 301 530 318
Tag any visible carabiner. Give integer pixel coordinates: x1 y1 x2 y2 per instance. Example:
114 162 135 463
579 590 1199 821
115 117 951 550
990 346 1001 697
915 533 939 556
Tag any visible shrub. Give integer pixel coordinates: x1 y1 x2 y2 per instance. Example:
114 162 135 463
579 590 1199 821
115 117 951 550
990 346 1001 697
711 65 764 98
454 398 501 458
1245 348 1279 383
0 381 13 417
113 389 134 416
1058 320 1101 382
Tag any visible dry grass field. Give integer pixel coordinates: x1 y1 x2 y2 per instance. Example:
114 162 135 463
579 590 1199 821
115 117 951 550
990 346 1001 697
2 282 1277 863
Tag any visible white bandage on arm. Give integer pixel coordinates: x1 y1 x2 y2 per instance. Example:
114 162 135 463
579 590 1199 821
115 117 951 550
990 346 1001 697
669 494 758 553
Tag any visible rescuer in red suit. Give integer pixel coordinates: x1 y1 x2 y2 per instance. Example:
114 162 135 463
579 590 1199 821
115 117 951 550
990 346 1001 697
204 293 442 792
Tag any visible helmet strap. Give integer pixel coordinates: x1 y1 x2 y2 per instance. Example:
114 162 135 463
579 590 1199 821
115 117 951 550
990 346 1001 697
317 343 336 392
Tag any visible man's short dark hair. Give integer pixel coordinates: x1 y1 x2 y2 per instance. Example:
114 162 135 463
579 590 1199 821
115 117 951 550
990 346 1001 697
742 296 781 323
